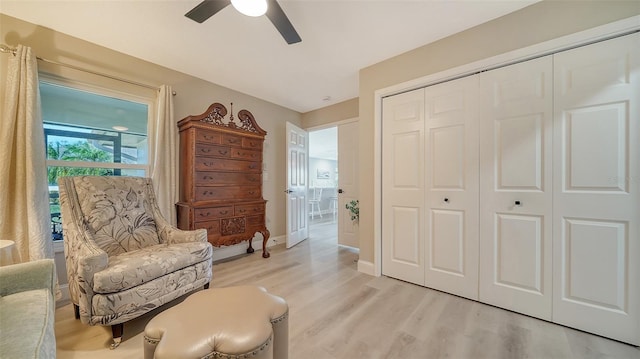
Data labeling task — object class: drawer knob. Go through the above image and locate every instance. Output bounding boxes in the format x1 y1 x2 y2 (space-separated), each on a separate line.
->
444 197 449 203
220 210 228 215
515 200 522 206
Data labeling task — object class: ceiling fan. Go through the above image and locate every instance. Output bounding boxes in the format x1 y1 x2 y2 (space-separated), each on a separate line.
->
185 0 302 45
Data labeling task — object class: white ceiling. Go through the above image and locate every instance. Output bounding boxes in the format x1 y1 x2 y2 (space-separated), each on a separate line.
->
1 0 538 113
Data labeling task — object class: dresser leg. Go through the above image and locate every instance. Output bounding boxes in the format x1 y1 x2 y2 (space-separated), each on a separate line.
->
246 239 255 254
261 229 271 258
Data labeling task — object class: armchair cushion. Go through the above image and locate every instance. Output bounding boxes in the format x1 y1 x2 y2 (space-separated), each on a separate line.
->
93 241 212 293
73 176 161 256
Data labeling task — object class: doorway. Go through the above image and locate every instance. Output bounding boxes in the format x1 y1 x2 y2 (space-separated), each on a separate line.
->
308 127 338 232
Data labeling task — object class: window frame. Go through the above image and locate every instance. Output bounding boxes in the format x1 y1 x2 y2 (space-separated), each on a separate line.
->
39 73 156 242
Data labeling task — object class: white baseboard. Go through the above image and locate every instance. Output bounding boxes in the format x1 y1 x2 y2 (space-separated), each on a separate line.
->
269 235 286 246
357 259 378 277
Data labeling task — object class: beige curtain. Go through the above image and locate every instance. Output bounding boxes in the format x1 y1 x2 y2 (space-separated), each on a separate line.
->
0 45 54 263
150 85 178 225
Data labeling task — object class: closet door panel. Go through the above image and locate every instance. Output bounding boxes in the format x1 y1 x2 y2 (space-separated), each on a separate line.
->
424 75 479 300
382 89 426 286
495 214 544 293
479 55 553 319
553 33 639 345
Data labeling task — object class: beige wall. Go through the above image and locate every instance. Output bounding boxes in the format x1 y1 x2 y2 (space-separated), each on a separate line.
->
301 97 358 129
357 1 640 264
0 13 301 252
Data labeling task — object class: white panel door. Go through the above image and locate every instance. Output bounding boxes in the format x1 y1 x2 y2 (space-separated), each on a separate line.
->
552 33 639 345
382 88 426 285
424 75 479 300
479 56 553 320
285 122 309 248
338 120 359 248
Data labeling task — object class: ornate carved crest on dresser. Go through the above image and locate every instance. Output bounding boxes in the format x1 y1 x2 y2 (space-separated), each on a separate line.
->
177 102 271 258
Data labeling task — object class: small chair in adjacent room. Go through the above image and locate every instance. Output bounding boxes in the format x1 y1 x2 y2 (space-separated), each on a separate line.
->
309 187 323 219
58 176 213 349
329 196 339 223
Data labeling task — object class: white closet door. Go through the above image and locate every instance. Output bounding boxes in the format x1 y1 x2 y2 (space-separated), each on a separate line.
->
479 56 553 320
553 33 640 345
382 88 426 285
424 75 479 300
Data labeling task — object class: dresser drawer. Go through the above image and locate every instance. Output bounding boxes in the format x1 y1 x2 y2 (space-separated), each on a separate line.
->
194 172 261 186
246 215 265 227
195 130 221 144
242 138 262 150
221 134 242 147
230 148 262 161
194 206 234 222
195 157 261 172
195 143 230 158
194 220 220 234
235 203 265 216
195 186 262 201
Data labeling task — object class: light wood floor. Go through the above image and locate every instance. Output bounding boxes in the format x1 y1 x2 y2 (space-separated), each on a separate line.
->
55 221 640 358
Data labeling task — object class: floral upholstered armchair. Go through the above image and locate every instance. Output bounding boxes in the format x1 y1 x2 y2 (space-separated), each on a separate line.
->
58 176 213 349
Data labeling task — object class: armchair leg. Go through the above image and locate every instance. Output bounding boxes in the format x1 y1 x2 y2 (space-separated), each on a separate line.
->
73 304 80 320
204 282 210 290
110 323 124 350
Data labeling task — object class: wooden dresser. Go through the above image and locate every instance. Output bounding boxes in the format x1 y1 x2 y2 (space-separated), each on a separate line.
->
176 102 270 258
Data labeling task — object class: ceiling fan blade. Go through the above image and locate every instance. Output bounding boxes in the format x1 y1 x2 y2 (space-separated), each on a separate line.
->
185 0 230 23
266 0 302 45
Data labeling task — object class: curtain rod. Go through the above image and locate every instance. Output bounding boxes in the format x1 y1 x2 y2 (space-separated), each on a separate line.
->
1 43 173 94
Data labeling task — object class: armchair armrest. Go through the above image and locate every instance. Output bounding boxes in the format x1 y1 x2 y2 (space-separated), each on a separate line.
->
152 205 208 244
0 259 55 297
159 225 208 245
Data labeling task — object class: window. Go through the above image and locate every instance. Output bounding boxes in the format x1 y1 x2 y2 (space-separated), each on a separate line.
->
41 80 151 240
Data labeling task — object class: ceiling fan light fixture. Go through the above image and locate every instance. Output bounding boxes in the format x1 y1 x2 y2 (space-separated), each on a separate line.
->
231 0 267 17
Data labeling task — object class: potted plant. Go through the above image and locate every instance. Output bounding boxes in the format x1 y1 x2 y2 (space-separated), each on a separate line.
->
345 200 359 223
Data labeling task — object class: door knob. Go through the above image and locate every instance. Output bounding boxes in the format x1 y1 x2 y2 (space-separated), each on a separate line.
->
284 189 293 194
338 189 344 194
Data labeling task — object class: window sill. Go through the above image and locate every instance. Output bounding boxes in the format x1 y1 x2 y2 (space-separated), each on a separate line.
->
53 240 64 254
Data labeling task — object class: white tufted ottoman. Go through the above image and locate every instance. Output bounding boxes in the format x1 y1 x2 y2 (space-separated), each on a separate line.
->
144 286 288 359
